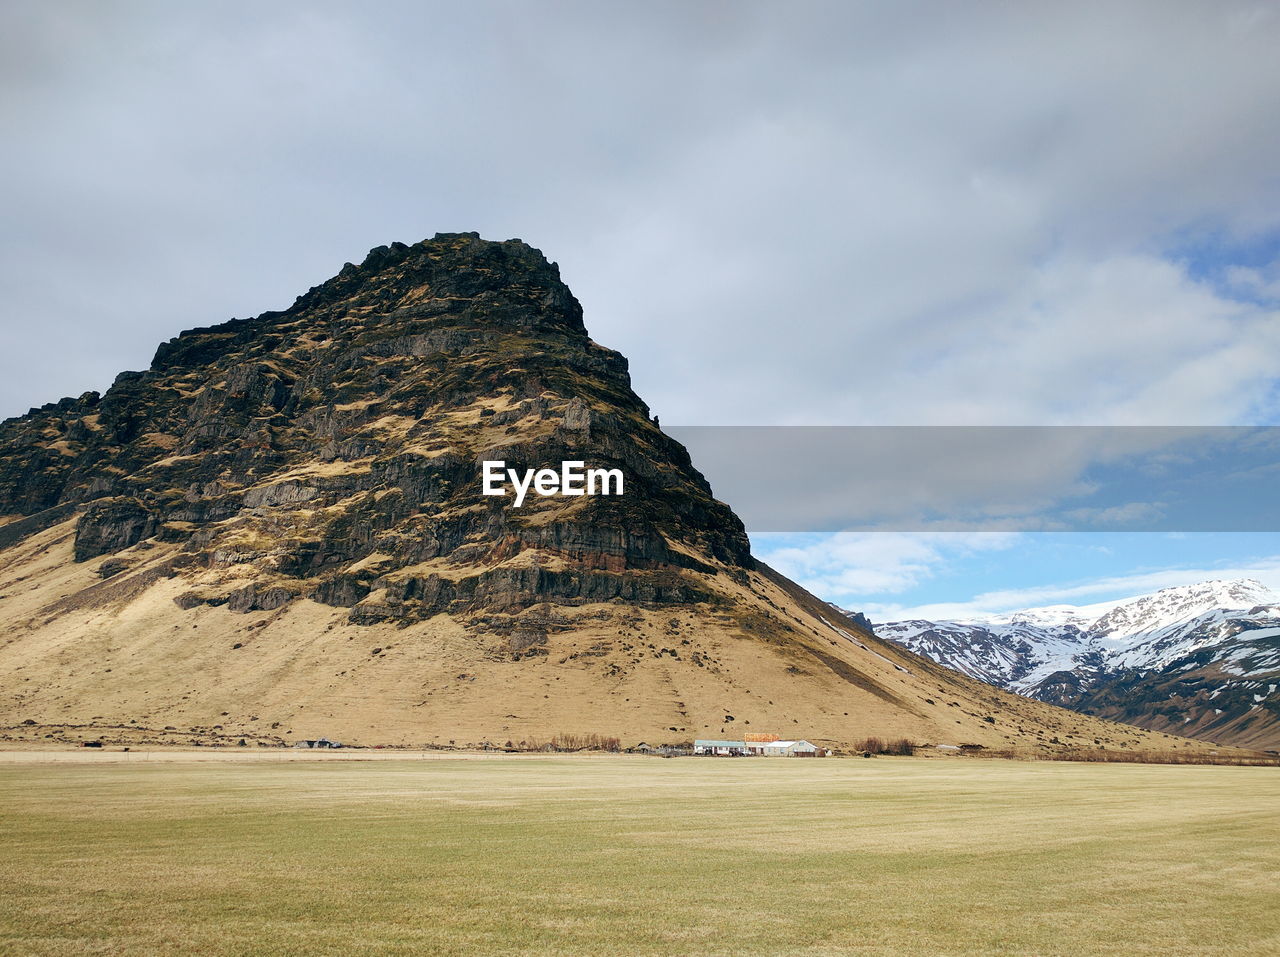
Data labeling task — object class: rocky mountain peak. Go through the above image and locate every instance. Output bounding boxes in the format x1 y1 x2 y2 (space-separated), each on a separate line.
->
150 233 585 376
0 233 750 629
291 232 581 332
1090 578 1278 640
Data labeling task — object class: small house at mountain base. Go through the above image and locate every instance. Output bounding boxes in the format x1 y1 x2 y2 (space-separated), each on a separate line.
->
693 740 750 756
761 740 822 757
694 738 827 756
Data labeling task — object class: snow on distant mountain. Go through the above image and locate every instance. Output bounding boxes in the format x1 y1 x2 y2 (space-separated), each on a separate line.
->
866 579 1280 750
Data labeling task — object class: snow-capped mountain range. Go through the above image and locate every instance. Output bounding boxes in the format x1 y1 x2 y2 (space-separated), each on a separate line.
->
864 579 1280 750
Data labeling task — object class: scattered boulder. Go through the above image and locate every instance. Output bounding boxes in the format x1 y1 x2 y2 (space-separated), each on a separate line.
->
97 558 131 578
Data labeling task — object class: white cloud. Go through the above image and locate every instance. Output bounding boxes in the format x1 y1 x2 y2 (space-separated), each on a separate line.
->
753 531 1022 600
864 559 1280 623
1058 502 1167 528
3 2 1280 430
755 528 1280 624
1224 263 1280 303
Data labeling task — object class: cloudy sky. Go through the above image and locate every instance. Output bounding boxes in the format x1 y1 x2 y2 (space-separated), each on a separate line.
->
4 1 1280 612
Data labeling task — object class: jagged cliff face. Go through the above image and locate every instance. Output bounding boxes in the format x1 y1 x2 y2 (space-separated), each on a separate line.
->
0 235 1236 753
1 233 748 627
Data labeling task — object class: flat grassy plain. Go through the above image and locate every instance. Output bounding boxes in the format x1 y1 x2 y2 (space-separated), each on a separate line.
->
1 755 1277 956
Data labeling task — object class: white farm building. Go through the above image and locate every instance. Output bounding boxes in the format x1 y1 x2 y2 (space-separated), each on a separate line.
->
692 740 750 756
694 738 824 757
761 740 820 757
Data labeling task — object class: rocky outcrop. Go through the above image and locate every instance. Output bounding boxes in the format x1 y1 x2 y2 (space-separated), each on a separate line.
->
0 233 750 626
73 498 158 562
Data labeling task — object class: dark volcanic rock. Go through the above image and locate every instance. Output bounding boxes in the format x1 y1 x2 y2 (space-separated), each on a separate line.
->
74 497 158 562
97 558 132 579
0 233 751 624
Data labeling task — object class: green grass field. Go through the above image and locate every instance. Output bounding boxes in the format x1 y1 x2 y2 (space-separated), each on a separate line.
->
1 754 1278 955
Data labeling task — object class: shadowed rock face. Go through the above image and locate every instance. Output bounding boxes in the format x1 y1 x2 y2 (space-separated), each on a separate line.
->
0 232 750 623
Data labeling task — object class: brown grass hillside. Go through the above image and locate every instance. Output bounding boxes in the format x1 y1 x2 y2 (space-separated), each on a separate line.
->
0 512 1236 756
